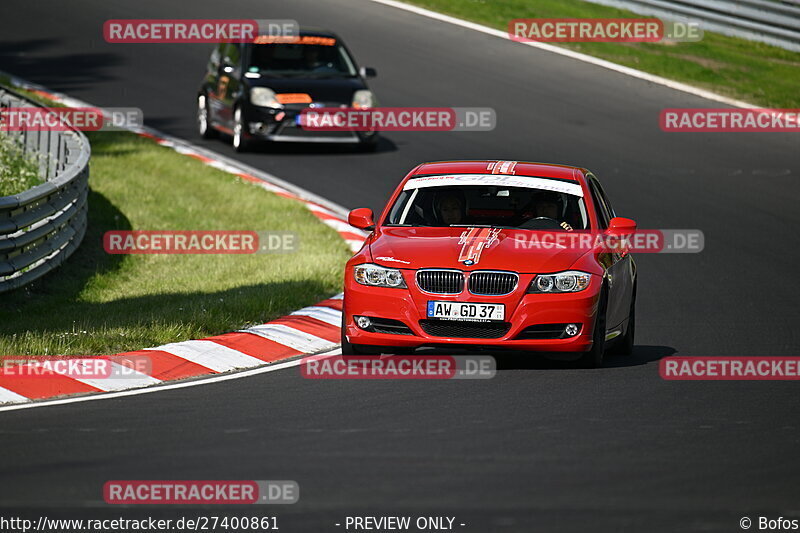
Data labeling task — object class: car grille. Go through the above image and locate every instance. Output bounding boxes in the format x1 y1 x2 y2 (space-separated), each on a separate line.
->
419 320 511 339
370 318 414 336
468 271 518 295
515 324 580 340
416 270 464 294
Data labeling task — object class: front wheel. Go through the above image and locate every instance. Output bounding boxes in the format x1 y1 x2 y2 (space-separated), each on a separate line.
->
356 132 379 152
197 94 216 139
341 316 368 355
232 106 252 152
577 287 608 368
610 286 635 356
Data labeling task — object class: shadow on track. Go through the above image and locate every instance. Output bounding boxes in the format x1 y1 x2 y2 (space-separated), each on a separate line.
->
0 38 124 92
492 344 676 371
198 134 399 156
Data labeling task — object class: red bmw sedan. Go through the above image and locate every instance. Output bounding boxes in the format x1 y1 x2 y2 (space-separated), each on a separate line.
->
342 160 637 367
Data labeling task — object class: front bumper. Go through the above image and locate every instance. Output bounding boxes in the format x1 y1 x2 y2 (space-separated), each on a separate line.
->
242 103 375 143
343 272 602 352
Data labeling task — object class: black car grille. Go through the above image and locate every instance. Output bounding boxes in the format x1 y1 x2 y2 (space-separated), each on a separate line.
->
416 270 464 294
370 318 414 336
419 320 511 339
468 271 518 295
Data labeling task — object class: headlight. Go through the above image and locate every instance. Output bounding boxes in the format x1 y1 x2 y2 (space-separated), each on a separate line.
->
527 271 591 293
352 90 376 109
250 87 282 109
354 263 406 288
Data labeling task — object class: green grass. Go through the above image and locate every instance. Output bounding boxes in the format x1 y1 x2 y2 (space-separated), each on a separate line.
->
0 129 351 357
0 133 43 196
404 0 800 107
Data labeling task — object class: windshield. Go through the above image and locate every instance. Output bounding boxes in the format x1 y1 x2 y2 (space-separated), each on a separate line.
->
386 179 589 230
248 39 357 78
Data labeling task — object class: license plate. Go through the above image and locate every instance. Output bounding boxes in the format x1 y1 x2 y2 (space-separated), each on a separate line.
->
427 301 504 321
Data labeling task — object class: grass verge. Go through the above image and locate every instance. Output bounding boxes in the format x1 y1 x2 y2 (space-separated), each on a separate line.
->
402 0 800 107
0 95 351 356
0 133 42 197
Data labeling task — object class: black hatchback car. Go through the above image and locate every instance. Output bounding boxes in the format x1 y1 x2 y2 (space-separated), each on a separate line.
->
197 29 379 152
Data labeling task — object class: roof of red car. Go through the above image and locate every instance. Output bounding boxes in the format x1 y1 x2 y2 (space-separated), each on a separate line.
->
412 160 585 181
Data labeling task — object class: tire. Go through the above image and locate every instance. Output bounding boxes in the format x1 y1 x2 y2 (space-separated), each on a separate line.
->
356 132 379 152
357 138 379 152
578 286 608 368
340 316 410 355
340 315 368 355
197 94 217 139
610 285 636 356
232 106 251 152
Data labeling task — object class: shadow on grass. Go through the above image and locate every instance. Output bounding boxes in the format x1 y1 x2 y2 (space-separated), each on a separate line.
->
0 186 338 354
0 279 334 349
0 187 131 307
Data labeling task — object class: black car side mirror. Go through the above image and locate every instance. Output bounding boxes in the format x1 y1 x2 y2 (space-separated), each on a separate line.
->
359 66 377 79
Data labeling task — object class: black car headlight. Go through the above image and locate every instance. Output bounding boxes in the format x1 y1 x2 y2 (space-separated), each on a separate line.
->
354 263 406 288
527 271 591 293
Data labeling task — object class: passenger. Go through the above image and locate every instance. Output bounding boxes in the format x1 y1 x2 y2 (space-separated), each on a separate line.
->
434 190 467 226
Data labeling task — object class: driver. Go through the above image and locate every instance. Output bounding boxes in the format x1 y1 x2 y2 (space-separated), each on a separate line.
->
434 189 467 226
523 193 573 231
304 46 336 73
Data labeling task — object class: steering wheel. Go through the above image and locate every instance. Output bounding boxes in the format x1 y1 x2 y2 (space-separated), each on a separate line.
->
518 217 562 230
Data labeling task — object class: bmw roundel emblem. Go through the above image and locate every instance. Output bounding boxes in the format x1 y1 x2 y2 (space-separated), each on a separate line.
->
463 259 474 266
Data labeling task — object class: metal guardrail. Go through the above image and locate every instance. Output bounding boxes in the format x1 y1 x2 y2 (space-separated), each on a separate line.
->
0 87 90 293
582 0 800 52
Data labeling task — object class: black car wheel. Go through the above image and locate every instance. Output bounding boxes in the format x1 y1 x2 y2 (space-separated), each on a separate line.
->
340 315 368 355
232 106 251 152
197 94 216 139
578 286 608 368
356 132 379 152
610 285 636 356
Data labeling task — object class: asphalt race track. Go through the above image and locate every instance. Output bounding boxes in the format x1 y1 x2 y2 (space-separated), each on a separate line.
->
1 0 799 531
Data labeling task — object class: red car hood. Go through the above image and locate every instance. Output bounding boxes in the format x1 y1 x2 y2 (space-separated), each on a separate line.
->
368 227 588 273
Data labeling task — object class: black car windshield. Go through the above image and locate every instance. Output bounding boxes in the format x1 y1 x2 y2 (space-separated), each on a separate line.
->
248 38 357 78
385 177 589 230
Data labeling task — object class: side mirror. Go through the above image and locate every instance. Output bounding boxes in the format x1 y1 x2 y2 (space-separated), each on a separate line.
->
359 66 377 79
349 208 375 230
607 217 637 236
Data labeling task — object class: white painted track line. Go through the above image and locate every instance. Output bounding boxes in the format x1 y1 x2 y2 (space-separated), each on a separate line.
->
364 0 757 109
0 349 336 414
